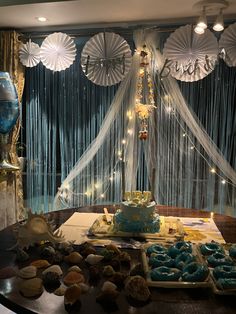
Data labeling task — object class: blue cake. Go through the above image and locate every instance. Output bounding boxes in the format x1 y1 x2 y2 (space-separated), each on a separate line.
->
114 192 160 233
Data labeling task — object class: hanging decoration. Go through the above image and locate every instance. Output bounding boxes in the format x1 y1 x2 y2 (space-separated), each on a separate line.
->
219 22 236 67
81 32 132 86
135 45 156 140
162 24 218 82
19 39 41 68
40 32 76 72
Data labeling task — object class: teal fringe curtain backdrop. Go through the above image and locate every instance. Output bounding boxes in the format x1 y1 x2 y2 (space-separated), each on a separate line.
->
22 31 236 215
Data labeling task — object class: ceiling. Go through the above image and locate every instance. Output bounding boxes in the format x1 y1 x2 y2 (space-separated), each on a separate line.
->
0 0 235 32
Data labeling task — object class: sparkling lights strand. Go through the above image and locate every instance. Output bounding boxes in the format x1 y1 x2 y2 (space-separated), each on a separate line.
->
162 94 236 189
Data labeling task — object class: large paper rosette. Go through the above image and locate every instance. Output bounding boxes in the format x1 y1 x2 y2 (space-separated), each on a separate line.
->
40 32 76 72
19 39 41 68
81 32 132 86
219 23 236 67
163 25 218 82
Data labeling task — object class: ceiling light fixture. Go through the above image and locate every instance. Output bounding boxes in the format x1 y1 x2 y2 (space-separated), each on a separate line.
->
194 25 205 34
197 7 208 29
213 9 224 31
193 0 229 35
37 16 47 22
194 7 207 34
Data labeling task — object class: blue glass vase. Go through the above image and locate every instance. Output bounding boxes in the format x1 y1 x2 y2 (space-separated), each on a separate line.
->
0 72 20 171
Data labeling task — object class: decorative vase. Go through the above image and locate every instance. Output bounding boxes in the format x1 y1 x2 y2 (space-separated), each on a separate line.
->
0 72 20 171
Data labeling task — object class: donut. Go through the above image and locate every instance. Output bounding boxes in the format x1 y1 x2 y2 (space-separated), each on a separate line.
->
207 252 234 267
216 278 236 290
168 241 192 258
200 242 224 256
174 252 195 270
229 245 236 258
213 265 236 280
150 266 182 281
182 262 209 282
149 254 174 268
146 244 167 256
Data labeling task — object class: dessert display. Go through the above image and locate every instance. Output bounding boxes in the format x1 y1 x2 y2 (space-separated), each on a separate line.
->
114 191 160 233
89 192 184 240
142 241 210 287
0 240 150 312
198 242 236 294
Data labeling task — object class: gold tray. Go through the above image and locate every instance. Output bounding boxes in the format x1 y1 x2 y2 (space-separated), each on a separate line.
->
141 242 212 288
88 215 184 241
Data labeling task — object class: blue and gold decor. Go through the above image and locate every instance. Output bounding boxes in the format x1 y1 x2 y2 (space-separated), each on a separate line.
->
0 71 20 171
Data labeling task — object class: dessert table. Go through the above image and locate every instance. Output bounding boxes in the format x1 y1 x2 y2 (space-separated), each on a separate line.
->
0 205 236 314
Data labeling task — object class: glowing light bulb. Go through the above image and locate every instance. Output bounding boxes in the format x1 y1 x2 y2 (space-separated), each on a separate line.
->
221 180 226 184
183 133 186 137
100 193 105 198
139 69 144 75
190 146 194 150
166 106 172 113
37 16 48 22
94 183 99 189
210 168 216 173
127 129 133 135
122 139 126 144
109 176 113 181
127 110 133 119
194 25 205 35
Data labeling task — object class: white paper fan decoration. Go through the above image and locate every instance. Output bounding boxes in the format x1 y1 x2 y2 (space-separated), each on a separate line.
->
219 23 236 67
81 32 132 86
40 32 76 72
19 39 41 67
163 25 218 82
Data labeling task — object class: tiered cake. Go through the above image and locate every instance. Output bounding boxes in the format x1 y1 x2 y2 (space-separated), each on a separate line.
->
114 191 160 233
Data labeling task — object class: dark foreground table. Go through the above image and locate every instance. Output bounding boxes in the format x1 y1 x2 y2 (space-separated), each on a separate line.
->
0 205 236 314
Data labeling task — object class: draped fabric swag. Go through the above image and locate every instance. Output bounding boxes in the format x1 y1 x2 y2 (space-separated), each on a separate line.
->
23 31 236 216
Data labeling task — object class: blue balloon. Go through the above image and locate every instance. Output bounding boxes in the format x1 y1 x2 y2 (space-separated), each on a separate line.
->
0 72 19 134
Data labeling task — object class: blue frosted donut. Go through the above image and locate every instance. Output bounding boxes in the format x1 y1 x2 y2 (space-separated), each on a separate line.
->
149 254 174 268
150 266 182 281
168 241 192 258
174 252 195 270
216 278 236 290
200 242 224 256
213 265 236 280
207 252 234 267
182 262 209 282
146 244 167 256
229 245 236 258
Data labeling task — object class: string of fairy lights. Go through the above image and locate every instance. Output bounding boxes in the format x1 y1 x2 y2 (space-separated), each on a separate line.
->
58 48 235 207
160 93 236 189
58 134 130 206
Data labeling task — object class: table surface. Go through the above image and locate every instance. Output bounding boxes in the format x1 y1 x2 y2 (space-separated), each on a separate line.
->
0 205 236 314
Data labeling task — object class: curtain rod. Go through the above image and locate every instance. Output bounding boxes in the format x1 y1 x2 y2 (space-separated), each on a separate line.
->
19 27 177 40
